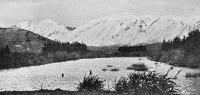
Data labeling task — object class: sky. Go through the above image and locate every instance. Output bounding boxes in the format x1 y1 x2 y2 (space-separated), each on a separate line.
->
0 0 200 26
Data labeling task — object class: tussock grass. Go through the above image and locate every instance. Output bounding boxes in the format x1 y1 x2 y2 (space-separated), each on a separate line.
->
107 65 113 67
102 65 119 72
114 70 180 95
110 67 119 72
77 74 104 91
102 68 107 71
127 63 148 71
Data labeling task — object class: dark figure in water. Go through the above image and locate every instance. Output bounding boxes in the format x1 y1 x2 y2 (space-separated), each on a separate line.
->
89 70 92 75
62 73 64 77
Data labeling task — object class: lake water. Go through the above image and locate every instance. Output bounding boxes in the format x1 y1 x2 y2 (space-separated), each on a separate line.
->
0 57 199 94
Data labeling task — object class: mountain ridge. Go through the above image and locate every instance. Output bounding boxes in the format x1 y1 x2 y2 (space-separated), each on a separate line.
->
1 14 200 46
65 14 200 46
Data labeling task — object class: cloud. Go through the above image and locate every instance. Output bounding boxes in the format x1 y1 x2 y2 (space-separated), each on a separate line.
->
0 0 200 26
0 1 39 24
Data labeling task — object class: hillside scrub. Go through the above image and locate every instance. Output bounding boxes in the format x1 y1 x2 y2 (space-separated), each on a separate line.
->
154 29 200 68
0 28 91 70
1 28 200 69
117 45 148 57
42 41 88 53
117 29 200 68
0 40 89 70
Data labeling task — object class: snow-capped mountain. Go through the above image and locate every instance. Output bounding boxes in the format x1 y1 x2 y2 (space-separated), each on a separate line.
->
60 14 200 46
16 20 70 41
2 14 200 46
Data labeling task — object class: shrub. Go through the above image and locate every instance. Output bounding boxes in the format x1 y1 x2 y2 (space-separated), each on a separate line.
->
114 71 180 95
107 65 113 67
77 74 104 91
102 65 119 72
110 67 119 72
185 72 200 78
127 63 148 71
102 68 108 71
114 77 129 92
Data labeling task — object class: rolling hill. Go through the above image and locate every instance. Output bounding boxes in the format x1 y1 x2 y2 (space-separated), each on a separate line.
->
0 27 49 53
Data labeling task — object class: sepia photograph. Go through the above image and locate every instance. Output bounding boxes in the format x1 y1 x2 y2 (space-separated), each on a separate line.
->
0 0 200 95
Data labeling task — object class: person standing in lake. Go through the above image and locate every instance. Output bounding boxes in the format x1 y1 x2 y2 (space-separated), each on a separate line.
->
89 70 92 75
62 73 64 77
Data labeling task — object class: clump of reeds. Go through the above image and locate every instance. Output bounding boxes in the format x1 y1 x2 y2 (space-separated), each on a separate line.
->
114 68 180 95
77 73 104 91
127 63 148 71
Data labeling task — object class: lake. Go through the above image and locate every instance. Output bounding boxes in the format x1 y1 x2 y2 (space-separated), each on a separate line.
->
0 57 199 94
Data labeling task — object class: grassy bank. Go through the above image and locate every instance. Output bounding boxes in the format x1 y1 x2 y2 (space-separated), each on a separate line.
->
0 90 121 95
0 90 167 95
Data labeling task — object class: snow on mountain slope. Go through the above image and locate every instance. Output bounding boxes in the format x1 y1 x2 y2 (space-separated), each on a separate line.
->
60 14 200 46
16 20 70 41
4 14 200 46
0 23 12 28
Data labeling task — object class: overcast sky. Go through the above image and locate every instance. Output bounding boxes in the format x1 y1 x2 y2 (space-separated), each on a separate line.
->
0 0 200 26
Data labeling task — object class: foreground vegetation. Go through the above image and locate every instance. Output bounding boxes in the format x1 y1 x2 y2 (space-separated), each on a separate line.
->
114 72 179 95
77 75 104 91
76 69 180 95
0 90 120 95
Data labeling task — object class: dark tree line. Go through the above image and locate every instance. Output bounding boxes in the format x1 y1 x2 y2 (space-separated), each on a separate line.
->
0 45 11 69
0 45 10 55
0 45 37 69
161 29 200 53
0 41 89 69
42 41 88 53
159 29 200 68
118 45 147 53
161 37 181 51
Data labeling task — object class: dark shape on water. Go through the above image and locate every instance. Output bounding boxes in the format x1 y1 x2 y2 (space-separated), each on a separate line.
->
89 70 92 75
62 73 64 77
170 66 173 70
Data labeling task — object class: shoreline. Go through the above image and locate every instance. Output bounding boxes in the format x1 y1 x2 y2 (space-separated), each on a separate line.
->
0 89 120 95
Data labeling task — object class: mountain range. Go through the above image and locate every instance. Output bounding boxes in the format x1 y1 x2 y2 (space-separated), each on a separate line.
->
2 14 200 46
